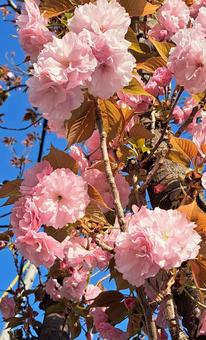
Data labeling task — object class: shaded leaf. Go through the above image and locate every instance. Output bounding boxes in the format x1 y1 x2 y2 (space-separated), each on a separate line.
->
68 314 81 340
169 134 198 162
65 99 96 146
88 184 110 210
44 145 78 174
136 56 166 72
119 0 159 17
106 301 128 324
0 179 22 199
98 99 125 141
190 257 206 289
91 291 124 307
149 38 174 62
122 77 153 97
46 224 74 242
129 123 154 139
84 202 110 226
109 258 131 290
125 28 144 54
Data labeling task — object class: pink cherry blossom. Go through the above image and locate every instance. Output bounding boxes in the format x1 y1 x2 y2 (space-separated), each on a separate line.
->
20 160 53 195
16 0 52 61
34 168 90 228
114 221 160 287
45 278 62 301
16 230 63 268
0 297 15 320
63 236 110 270
84 130 102 162
88 33 135 99
124 297 136 310
149 23 169 41
152 67 173 87
61 268 88 302
11 196 40 236
149 0 190 41
190 0 206 18
83 169 130 211
173 106 185 124
192 115 206 157
85 284 101 303
194 7 206 34
168 27 206 94
129 207 201 270
35 32 97 87
69 145 89 173
68 0 130 39
117 90 151 113
201 172 206 189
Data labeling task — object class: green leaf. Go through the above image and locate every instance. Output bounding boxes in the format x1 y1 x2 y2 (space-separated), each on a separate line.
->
65 99 96 146
44 145 78 173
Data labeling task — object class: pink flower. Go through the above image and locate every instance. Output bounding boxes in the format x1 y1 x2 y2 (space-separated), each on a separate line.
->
190 0 206 18
88 33 135 99
149 23 169 41
84 130 102 162
16 0 53 61
27 75 84 119
11 196 40 236
45 278 62 301
173 106 185 124
168 27 206 94
84 169 130 211
197 310 206 336
20 160 53 195
115 207 201 287
69 145 89 173
144 80 163 97
34 168 90 228
61 268 88 302
152 67 173 87
68 0 130 39
35 32 97 87
124 297 136 310
193 116 206 157
154 183 167 194
0 297 15 320
16 230 63 268
115 221 160 287
194 7 206 33
149 0 190 41
85 284 101 303
92 307 128 340
63 236 110 270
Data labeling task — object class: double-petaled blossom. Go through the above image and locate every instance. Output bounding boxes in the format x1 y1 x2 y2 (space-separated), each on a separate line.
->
168 27 206 94
16 230 63 268
34 168 90 228
16 0 52 61
61 268 88 302
115 206 201 287
149 0 190 41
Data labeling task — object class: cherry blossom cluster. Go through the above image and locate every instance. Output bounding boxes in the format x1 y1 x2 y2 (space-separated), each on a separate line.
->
17 0 135 136
148 0 206 94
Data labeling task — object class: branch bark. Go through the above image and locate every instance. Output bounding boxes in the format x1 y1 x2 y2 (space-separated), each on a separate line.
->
96 107 126 231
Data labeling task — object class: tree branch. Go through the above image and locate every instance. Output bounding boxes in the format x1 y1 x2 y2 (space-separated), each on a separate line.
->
175 106 199 137
37 119 47 163
96 107 126 232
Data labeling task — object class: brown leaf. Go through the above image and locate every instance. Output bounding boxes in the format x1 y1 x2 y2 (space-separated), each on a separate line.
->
44 145 78 173
106 302 128 324
0 179 22 206
136 56 166 72
84 202 109 226
169 134 198 162
39 0 93 18
122 77 153 96
129 123 154 139
190 257 206 289
91 291 124 307
88 184 111 210
149 38 174 62
119 0 159 17
178 195 206 233
125 28 144 54
98 99 125 142
166 150 190 168
65 99 96 146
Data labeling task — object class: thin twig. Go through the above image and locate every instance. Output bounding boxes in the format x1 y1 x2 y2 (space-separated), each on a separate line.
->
139 157 164 194
137 287 158 340
1 84 27 94
0 117 42 131
0 212 11 219
175 106 199 137
7 0 20 13
96 107 126 232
